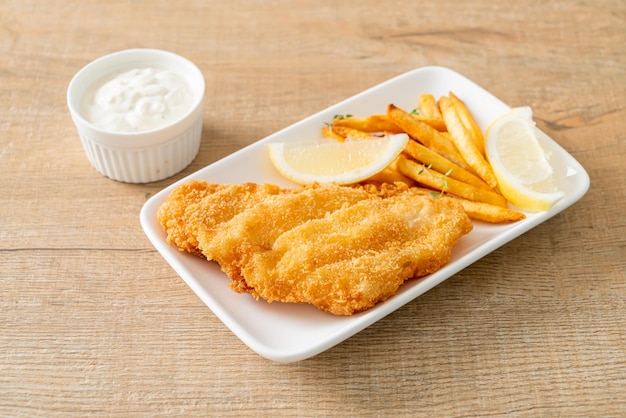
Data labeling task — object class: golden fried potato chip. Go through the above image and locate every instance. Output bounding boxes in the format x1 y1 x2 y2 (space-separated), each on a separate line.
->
403 139 493 191
413 115 447 132
330 125 378 140
396 155 507 207
454 198 526 223
361 164 417 187
321 126 346 142
387 104 468 169
449 92 485 156
439 96 497 189
332 114 403 134
418 94 443 119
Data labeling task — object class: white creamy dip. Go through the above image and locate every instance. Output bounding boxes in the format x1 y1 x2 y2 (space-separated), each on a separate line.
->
81 67 194 132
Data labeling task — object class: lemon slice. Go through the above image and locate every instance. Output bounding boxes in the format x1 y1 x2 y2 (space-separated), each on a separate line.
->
267 133 409 185
485 107 564 212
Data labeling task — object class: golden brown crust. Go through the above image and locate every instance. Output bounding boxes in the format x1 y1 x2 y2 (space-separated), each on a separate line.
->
157 181 472 315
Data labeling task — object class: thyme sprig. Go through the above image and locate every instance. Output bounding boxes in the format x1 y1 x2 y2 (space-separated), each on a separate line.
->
324 113 353 127
418 164 453 198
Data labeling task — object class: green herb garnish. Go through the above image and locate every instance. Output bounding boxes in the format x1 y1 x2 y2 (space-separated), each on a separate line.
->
420 164 453 198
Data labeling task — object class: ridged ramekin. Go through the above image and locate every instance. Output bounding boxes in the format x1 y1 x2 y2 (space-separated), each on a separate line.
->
67 49 205 183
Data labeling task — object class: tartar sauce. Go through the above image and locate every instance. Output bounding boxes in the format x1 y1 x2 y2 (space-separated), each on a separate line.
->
81 67 193 132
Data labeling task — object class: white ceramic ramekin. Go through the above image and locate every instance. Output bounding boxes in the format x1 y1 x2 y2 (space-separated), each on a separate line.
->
67 49 205 183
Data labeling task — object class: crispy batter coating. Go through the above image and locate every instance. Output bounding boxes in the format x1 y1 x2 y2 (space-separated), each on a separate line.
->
157 180 472 315
157 180 284 256
198 183 376 293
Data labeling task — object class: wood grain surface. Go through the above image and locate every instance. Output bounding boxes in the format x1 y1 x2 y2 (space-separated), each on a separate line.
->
1 0 624 416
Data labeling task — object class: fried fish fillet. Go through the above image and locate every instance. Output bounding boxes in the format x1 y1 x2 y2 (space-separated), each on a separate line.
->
197 183 377 293
241 188 473 314
157 180 285 256
157 180 472 315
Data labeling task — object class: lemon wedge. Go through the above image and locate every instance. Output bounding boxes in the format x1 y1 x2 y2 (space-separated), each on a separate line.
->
267 133 409 185
485 107 564 212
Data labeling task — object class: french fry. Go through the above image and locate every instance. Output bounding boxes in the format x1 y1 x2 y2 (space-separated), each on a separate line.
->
318 93 524 223
396 155 507 207
453 198 526 223
416 94 446 130
361 165 417 187
365 183 524 224
438 96 498 189
387 104 469 170
413 115 447 132
403 139 494 191
332 114 403 133
418 94 443 119
439 131 453 141
449 92 485 156
321 126 346 142
329 125 378 140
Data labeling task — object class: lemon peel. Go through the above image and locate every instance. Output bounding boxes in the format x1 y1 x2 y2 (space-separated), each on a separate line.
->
267 133 409 185
485 107 564 212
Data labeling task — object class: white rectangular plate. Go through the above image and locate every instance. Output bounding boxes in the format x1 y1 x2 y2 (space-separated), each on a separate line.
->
140 66 589 362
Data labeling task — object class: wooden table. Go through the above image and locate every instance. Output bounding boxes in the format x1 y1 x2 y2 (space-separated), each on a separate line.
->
2 0 624 416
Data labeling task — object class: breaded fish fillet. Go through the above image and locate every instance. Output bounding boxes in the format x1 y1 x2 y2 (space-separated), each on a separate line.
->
157 180 284 256
241 188 473 315
158 181 472 315
198 183 377 293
